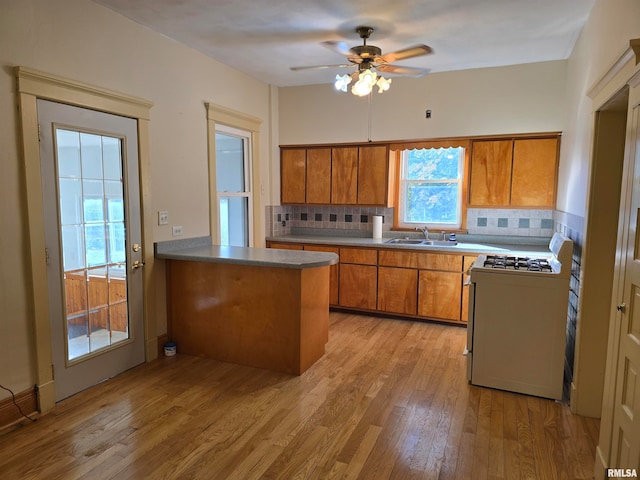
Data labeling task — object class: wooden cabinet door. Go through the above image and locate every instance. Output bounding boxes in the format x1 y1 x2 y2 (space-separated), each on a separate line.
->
281 149 306 204
418 270 462 321
511 138 558 207
331 147 358 204
469 140 513 206
339 264 377 310
357 145 388 205
377 267 417 315
304 244 339 305
306 148 332 204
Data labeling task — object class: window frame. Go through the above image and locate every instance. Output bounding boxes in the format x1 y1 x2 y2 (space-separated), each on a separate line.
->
392 140 470 232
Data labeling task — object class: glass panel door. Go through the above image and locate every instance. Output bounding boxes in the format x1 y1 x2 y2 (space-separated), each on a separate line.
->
56 129 130 361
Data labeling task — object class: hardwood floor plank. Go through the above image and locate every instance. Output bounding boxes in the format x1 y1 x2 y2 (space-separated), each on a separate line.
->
0 312 599 480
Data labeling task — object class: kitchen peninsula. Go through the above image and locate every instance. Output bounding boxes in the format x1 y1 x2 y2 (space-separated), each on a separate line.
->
155 237 338 375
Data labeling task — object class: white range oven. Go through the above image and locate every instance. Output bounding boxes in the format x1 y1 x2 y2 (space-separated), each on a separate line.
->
465 233 573 400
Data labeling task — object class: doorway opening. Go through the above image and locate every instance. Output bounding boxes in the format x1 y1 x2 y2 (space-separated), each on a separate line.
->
572 85 629 416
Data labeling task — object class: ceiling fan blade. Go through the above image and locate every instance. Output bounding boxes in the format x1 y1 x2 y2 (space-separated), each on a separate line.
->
290 64 354 71
321 40 352 56
379 45 433 63
375 64 430 77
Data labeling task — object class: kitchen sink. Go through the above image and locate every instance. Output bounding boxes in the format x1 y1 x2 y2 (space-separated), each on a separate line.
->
385 238 426 245
384 238 457 246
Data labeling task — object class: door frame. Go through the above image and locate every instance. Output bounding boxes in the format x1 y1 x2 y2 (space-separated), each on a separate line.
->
15 67 155 413
586 43 640 476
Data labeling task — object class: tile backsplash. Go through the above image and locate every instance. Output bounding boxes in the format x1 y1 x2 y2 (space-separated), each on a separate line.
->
466 208 554 237
267 205 554 238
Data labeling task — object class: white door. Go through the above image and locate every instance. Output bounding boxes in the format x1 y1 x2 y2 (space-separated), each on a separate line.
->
611 95 640 469
38 99 145 401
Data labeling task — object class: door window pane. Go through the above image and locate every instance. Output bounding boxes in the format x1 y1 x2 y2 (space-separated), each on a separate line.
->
80 133 103 179
56 130 81 178
55 128 131 361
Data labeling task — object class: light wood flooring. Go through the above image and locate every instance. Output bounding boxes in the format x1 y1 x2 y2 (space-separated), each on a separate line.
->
0 312 599 479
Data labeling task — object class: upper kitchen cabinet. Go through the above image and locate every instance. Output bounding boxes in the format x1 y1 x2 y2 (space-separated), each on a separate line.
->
280 143 393 207
306 148 332 204
468 140 513 206
511 138 558 207
468 135 559 208
331 147 358 204
281 148 306 204
356 145 391 206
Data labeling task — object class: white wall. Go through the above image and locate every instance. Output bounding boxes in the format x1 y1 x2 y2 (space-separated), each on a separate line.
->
558 0 640 217
279 61 567 145
0 0 273 400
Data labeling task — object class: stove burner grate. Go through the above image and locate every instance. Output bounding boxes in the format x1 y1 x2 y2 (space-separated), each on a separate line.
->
483 255 552 272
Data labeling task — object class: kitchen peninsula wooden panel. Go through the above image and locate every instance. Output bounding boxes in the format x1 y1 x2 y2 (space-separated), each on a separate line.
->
166 260 329 375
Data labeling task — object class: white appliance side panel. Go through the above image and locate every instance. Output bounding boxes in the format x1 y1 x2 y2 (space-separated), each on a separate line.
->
470 273 569 399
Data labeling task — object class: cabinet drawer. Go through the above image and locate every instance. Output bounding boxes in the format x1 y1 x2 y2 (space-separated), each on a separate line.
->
267 242 303 250
463 255 479 272
378 249 418 268
417 253 463 271
339 247 377 265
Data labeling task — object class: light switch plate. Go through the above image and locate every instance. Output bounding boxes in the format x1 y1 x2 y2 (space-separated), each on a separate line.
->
158 211 169 225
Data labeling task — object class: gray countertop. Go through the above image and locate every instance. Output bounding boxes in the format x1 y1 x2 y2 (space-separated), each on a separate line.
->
266 233 552 257
155 238 339 269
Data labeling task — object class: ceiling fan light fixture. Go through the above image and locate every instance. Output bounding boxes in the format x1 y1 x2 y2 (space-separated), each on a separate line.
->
334 73 352 92
376 76 392 93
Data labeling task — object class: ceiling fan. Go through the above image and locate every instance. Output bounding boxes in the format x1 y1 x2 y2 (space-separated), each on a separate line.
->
291 26 433 96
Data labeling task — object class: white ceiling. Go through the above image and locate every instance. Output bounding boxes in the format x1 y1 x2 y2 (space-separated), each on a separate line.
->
92 0 596 87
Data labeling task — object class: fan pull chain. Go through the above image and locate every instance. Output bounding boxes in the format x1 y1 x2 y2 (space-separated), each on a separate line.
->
367 92 372 142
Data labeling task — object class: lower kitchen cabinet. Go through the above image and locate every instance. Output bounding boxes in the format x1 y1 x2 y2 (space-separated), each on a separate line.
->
461 255 478 322
267 242 303 250
339 263 377 310
267 240 473 325
418 270 462 321
304 244 339 306
377 266 418 315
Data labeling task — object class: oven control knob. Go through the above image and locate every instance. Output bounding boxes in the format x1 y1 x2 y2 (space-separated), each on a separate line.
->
617 303 626 312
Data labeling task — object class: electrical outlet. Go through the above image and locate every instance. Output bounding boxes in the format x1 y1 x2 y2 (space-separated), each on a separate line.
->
172 226 183 237
158 211 169 225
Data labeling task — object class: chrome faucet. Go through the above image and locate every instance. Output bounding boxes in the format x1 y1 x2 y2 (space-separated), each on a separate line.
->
416 226 429 239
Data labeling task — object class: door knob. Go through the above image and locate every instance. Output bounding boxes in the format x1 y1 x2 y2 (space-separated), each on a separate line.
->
617 303 626 312
132 260 145 270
